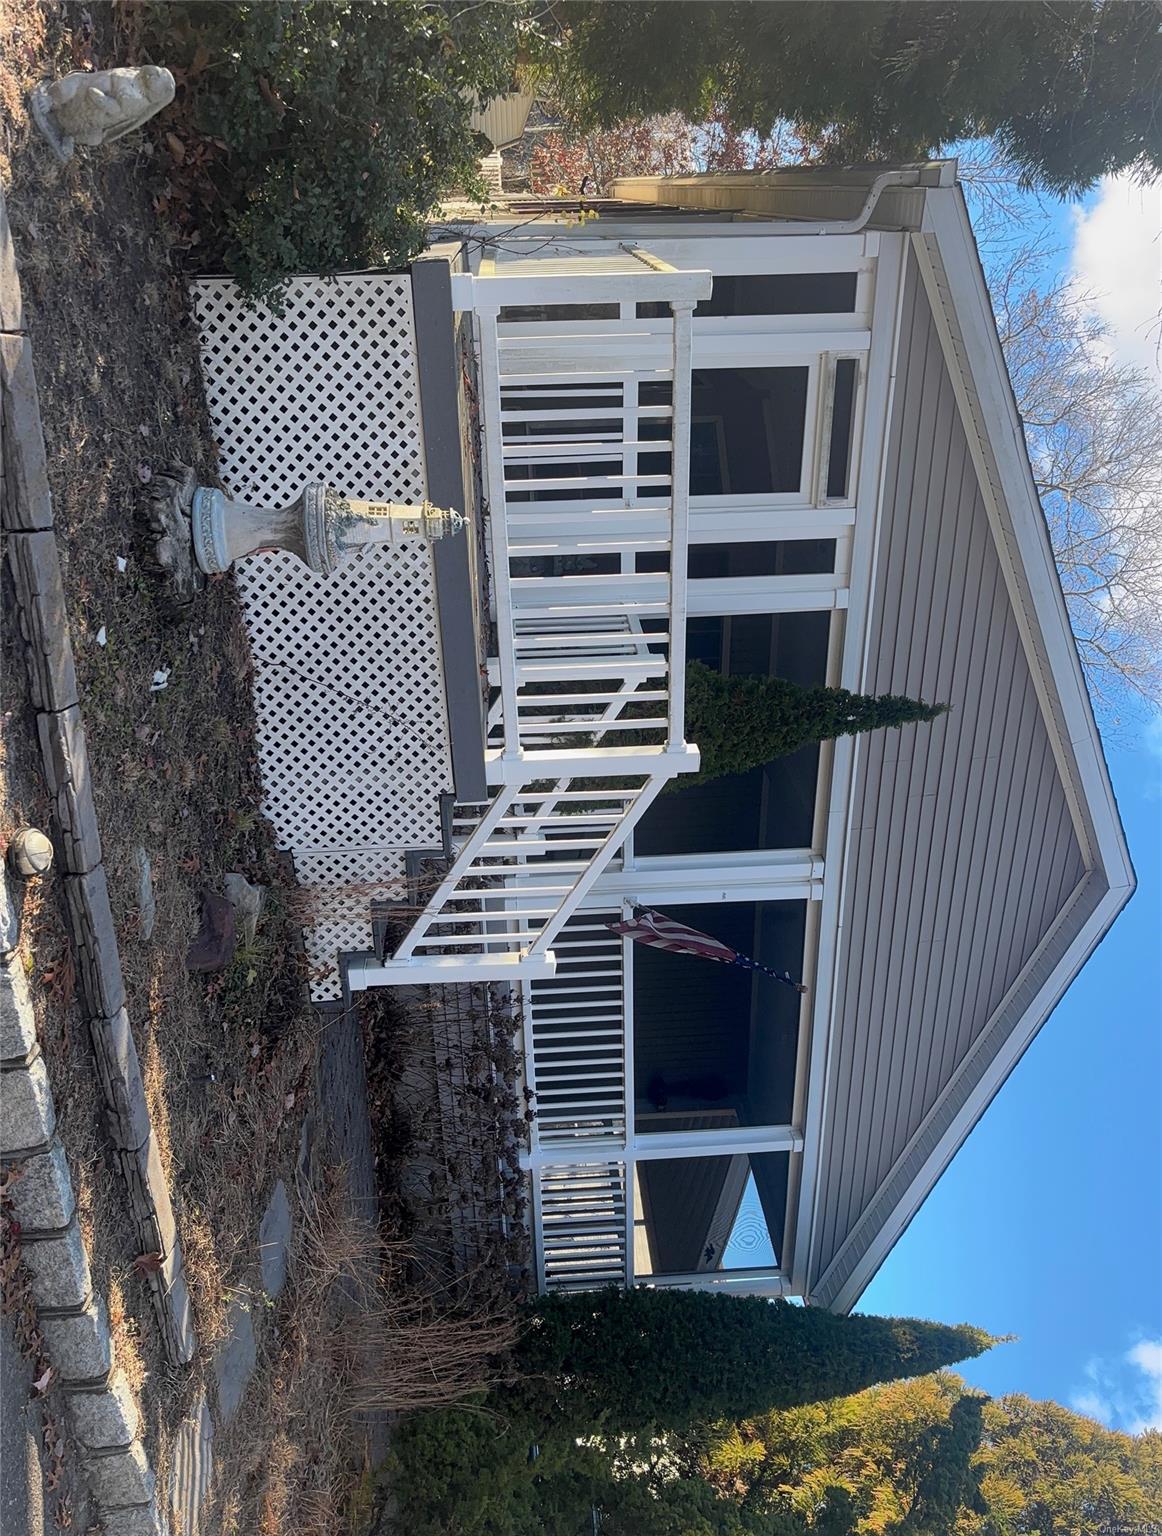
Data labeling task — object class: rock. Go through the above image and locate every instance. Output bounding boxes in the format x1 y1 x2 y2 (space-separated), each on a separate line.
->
95 1496 168 1535
3 1139 75 1232
185 889 236 972
258 1180 291 1299
19 1221 91 1312
169 1392 213 1536
132 847 155 942
79 1441 155 1510
8 828 53 877
0 1053 56 1155
63 867 126 1019
40 1294 113 1384
213 1297 256 1424
0 351 45 518
30 67 175 163
35 707 101 871
0 864 18 956
66 1370 139 1451
161 1265 198 1368
90 1008 151 1153
141 462 205 611
223 872 265 949
0 950 36 1062
8 530 79 712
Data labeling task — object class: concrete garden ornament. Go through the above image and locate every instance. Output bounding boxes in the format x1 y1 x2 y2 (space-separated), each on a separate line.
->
143 463 463 593
30 66 175 163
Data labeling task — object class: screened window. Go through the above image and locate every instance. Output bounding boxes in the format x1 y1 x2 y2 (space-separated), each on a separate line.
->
634 1152 790 1276
638 270 858 320
633 900 805 1133
636 610 830 856
636 540 836 578
826 357 859 499
640 368 809 497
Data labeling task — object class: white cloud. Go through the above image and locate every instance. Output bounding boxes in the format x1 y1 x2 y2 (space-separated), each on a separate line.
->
1071 174 1162 381
1125 1340 1162 1434
1069 1337 1162 1434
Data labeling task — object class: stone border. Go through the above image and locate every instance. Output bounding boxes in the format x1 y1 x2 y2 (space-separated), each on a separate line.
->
1 182 190 1533
3 873 168 1535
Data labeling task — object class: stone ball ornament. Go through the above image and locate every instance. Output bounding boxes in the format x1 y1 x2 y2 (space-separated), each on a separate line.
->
30 65 176 163
8 828 54 878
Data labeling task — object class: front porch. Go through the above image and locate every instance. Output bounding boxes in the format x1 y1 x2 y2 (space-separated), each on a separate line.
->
194 221 890 1297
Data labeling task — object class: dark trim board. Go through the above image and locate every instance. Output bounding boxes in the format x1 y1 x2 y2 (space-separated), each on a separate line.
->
411 245 488 804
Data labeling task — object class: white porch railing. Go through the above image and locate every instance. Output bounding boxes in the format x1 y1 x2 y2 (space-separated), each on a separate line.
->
366 246 711 984
525 914 628 1143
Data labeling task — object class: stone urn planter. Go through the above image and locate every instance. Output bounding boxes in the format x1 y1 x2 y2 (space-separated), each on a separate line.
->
142 463 464 596
191 482 464 577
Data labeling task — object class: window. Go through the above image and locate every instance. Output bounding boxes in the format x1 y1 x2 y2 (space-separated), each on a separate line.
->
636 610 831 856
638 270 858 321
825 358 859 499
640 368 810 497
634 1152 790 1276
636 540 837 578
499 302 619 322
633 900 806 1130
510 552 619 578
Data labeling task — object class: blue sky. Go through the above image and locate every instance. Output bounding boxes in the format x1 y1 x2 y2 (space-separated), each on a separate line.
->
862 168 1162 1435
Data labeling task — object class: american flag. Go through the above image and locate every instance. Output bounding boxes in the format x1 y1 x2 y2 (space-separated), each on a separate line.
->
606 907 808 994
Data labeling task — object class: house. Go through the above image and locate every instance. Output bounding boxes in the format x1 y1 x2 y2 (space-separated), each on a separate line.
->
193 161 1134 1309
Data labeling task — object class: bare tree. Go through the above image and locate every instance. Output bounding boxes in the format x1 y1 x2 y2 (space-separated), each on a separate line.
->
987 239 1162 721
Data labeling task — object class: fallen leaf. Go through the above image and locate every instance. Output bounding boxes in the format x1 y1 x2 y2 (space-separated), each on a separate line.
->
31 1365 55 1396
131 1251 164 1277
284 1092 295 1110
165 132 186 164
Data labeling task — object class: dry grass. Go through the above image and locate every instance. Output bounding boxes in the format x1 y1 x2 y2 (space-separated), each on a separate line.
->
206 1172 519 1536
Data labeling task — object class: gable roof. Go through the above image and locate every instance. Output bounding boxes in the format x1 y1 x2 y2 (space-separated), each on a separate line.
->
792 186 1134 1309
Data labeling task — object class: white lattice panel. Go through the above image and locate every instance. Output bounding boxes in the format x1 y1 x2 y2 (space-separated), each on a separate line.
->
292 849 408 1000
193 275 426 504
236 544 451 851
194 275 451 999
